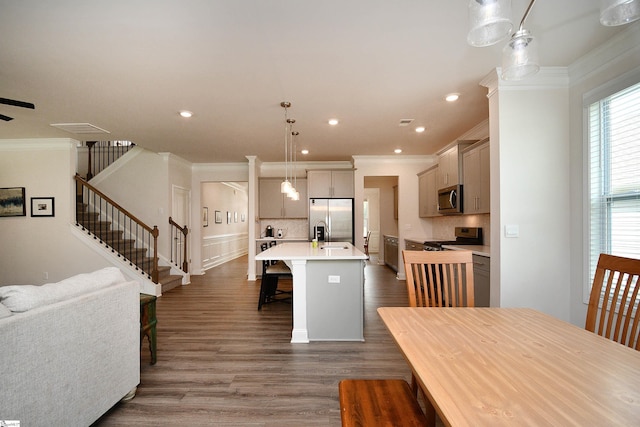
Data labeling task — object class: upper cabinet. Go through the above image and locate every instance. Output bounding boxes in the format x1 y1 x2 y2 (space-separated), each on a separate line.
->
418 165 439 218
307 170 354 198
259 178 308 218
436 141 475 189
462 139 490 214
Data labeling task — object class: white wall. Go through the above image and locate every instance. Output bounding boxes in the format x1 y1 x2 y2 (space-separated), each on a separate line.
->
485 70 572 320
0 139 119 284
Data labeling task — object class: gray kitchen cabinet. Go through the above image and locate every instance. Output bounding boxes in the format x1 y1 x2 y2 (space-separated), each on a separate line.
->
418 165 439 217
436 140 475 189
259 178 307 218
463 139 490 214
307 170 354 198
473 254 490 307
383 235 398 272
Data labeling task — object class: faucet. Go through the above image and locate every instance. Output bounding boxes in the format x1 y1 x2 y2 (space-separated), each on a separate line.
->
314 220 329 241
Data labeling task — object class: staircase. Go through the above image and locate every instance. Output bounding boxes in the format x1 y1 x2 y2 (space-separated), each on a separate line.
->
75 175 184 294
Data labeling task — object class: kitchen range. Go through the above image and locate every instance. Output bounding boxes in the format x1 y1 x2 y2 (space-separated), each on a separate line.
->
422 226 483 251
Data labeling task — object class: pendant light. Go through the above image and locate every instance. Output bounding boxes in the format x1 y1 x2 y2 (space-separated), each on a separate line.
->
600 0 640 26
467 0 513 47
289 131 300 201
501 0 539 81
280 102 293 195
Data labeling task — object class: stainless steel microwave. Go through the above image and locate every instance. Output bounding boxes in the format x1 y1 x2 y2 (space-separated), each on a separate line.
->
438 185 462 214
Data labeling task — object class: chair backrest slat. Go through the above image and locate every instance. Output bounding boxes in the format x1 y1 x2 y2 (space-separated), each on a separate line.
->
586 253 640 350
402 250 475 308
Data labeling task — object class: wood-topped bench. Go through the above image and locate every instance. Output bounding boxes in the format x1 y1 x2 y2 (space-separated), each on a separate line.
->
339 379 429 427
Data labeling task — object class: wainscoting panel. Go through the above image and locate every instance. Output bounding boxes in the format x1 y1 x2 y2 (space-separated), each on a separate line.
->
202 233 248 270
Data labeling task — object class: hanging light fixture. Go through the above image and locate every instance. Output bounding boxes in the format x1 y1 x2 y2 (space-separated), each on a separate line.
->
600 0 640 26
280 102 294 195
501 0 539 81
289 131 300 201
467 0 513 47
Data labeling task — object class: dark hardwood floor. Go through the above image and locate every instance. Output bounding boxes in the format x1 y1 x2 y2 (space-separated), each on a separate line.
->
94 255 414 426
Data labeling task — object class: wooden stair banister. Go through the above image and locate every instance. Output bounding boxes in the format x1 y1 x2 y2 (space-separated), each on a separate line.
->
74 174 159 283
169 217 189 273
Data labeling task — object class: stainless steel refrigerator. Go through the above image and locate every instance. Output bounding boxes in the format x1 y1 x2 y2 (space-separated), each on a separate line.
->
309 198 354 243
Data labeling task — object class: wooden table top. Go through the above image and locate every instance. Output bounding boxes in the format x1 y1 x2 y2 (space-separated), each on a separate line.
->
378 307 640 426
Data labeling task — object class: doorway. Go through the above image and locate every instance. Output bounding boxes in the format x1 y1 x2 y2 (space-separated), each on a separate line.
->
364 176 398 266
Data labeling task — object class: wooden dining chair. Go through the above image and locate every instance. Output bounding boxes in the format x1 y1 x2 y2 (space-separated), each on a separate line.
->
403 249 475 308
585 253 640 350
402 249 475 398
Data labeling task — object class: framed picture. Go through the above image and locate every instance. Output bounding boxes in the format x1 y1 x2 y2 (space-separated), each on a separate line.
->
202 207 208 227
215 210 222 224
0 187 26 217
31 197 55 217
234 211 238 223
227 211 231 224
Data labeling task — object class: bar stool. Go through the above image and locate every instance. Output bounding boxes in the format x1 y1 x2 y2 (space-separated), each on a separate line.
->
258 242 293 310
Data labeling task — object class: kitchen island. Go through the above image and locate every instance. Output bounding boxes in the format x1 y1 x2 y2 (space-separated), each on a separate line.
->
255 242 368 343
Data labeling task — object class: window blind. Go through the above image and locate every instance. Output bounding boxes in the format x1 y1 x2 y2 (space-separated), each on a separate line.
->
588 82 640 282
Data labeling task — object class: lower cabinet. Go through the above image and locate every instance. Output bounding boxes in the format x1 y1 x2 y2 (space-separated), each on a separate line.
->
473 254 490 307
384 235 398 272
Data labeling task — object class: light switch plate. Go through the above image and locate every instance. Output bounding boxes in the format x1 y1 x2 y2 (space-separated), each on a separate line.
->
505 224 519 238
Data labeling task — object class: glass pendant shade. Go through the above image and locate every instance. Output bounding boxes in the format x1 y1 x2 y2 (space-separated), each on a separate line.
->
600 0 640 26
281 179 292 194
501 29 539 80
467 0 513 47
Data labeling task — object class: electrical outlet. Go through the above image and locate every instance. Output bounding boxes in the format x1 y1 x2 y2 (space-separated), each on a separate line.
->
328 275 340 283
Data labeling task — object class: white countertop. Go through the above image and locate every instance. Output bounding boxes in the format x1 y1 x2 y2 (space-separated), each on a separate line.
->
442 244 490 257
255 242 367 261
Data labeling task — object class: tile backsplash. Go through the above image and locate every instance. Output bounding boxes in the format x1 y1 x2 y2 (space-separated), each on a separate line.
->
259 219 309 239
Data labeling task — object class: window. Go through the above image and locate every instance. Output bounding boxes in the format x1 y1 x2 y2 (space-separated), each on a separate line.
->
588 81 640 285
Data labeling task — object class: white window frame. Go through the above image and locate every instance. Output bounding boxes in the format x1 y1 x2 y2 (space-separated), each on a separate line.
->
582 68 640 303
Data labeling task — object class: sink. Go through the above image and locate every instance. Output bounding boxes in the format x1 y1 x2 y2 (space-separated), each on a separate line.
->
320 244 349 250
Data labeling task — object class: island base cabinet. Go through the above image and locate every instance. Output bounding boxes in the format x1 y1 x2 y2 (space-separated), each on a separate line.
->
305 260 364 341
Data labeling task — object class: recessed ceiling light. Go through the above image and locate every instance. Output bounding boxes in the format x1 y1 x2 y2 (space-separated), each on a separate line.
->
394 149 402 154
328 118 339 126
179 110 193 118
301 149 309 155
415 126 426 133
445 93 460 102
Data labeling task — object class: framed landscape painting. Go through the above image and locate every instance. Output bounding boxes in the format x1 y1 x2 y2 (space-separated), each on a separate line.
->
0 187 26 217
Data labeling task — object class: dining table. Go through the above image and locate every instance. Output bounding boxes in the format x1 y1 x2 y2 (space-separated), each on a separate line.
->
377 307 640 427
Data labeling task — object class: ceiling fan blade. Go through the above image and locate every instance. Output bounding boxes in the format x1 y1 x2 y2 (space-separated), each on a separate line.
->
0 113 14 121
0 97 35 109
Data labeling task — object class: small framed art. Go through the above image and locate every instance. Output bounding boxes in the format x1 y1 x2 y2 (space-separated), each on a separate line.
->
215 210 222 224
31 197 55 217
203 207 209 227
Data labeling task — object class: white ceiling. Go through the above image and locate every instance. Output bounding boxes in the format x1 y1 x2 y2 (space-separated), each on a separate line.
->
0 1 630 163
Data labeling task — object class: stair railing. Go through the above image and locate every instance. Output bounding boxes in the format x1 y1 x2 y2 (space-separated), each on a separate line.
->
84 140 135 180
169 217 189 273
74 174 159 283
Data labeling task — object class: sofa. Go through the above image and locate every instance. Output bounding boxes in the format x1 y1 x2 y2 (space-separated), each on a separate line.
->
0 267 140 426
